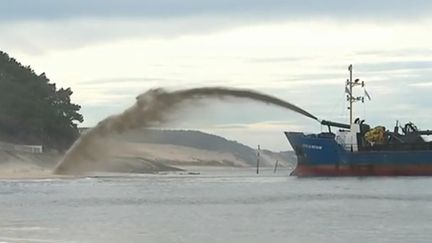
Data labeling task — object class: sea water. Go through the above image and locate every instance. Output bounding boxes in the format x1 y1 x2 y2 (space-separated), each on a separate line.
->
1 167 431 243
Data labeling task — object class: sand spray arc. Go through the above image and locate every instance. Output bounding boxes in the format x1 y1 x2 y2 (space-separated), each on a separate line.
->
53 87 318 174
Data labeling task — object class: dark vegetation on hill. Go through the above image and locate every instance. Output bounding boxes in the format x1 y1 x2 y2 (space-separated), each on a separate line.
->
0 51 83 150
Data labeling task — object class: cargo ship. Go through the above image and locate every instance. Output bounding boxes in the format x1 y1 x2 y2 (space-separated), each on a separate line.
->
285 65 432 176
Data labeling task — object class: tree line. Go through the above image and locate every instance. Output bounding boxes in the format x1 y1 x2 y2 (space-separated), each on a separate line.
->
0 51 83 150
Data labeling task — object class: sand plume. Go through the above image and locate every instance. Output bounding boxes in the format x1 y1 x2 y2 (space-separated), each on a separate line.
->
54 87 317 174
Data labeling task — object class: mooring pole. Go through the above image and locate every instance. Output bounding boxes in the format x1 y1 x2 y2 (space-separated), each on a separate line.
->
273 160 279 173
256 145 260 174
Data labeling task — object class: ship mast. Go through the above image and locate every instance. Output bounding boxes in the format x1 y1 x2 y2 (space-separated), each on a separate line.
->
346 64 367 125
349 64 353 124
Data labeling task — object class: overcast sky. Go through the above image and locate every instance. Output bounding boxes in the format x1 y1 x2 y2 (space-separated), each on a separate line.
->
1 0 432 150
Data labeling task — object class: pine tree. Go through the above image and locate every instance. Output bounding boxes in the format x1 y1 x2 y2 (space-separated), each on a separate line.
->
0 51 83 150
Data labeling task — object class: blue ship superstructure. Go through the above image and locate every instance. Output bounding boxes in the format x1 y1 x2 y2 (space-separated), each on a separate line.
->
285 65 432 176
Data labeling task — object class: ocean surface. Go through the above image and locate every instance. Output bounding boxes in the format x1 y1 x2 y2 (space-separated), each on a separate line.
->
1 167 432 243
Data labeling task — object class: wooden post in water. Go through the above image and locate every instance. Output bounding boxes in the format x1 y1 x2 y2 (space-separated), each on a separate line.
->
273 160 279 173
256 145 260 174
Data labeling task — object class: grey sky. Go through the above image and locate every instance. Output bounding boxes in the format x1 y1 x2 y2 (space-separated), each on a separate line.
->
2 0 432 21
2 0 432 54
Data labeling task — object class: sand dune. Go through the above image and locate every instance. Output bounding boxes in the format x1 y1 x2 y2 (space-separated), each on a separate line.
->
1 128 295 177
111 141 252 167
0 150 59 178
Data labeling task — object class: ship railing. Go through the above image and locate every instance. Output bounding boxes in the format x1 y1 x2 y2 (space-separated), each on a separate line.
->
360 142 432 151
339 141 432 151
341 144 358 152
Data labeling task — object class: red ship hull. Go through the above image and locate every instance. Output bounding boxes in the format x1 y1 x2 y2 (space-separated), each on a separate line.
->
291 164 432 177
